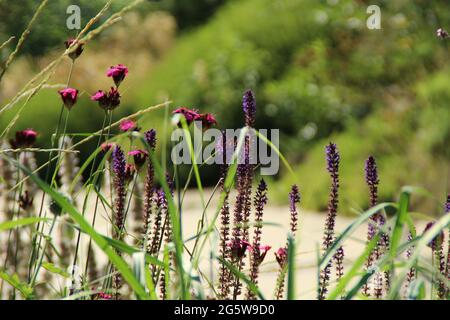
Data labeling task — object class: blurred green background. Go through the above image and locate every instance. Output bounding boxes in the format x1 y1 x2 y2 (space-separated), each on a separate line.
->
0 0 448 214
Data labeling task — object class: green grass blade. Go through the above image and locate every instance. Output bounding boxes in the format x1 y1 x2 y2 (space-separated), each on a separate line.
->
287 235 296 300
218 257 265 300
388 212 450 299
328 234 380 300
0 217 47 232
320 202 396 270
389 188 411 261
0 270 34 299
140 134 189 299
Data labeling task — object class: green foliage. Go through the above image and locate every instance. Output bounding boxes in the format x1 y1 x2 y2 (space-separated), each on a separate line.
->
1 0 449 212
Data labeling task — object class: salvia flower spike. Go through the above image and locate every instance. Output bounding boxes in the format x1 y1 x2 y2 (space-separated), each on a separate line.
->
363 155 380 296
246 179 269 299
242 89 256 127
142 130 157 249
289 185 300 236
423 222 446 299
112 146 126 299
319 142 341 300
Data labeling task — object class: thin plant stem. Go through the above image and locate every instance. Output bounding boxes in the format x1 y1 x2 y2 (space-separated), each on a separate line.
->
30 60 75 279
30 216 58 287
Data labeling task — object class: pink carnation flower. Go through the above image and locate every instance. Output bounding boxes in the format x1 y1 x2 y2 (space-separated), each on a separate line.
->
172 107 201 126
119 119 139 132
107 64 128 86
12 129 38 148
275 247 288 267
200 113 217 129
58 88 78 110
128 149 148 168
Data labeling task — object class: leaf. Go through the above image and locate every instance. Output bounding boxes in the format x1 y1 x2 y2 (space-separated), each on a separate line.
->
42 262 70 278
0 217 47 232
287 235 296 300
0 270 34 299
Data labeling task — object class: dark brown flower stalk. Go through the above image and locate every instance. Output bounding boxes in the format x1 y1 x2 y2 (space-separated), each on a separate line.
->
111 146 126 299
149 189 165 257
230 90 257 300
218 132 232 299
246 179 269 300
228 238 250 299
160 202 173 300
334 246 345 281
319 142 340 300
274 247 288 300
288 185 300 238
403 232 416 298
423 222 446 299
230 146 249 299
381 227 391 296
362 156 380 297
142 130 157 248
445 194 450 298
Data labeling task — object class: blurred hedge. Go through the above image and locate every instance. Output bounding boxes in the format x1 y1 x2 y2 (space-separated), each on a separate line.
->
1 0 449 213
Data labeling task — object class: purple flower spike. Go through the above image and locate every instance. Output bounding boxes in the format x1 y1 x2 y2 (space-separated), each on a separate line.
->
242 89 256 127
111 145 126 298
145 129 157 150
319 142 341 300
325 142 340 176
112 146 126 178
365 156 379 188
289 185 300 235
